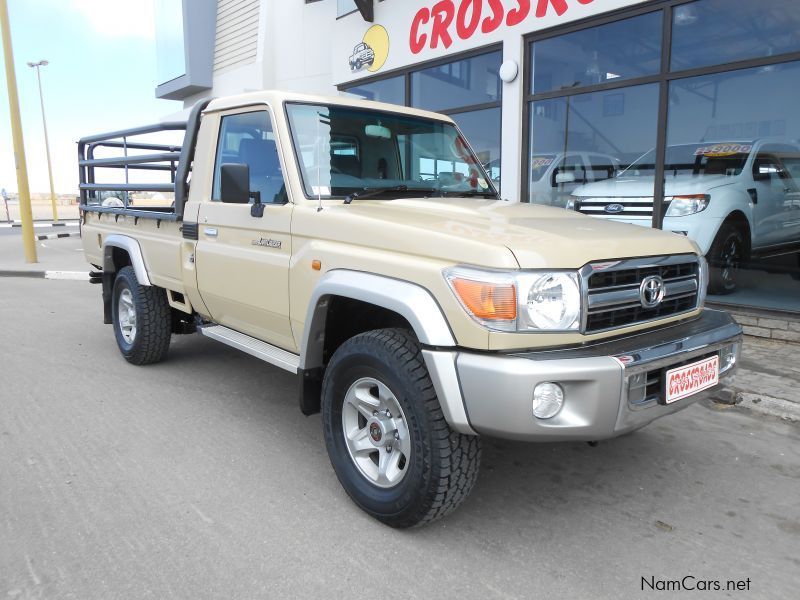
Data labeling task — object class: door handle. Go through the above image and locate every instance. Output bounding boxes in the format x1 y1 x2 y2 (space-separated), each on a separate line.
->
204 227 218 237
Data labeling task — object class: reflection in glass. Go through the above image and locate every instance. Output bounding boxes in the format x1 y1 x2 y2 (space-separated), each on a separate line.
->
343 76 405 106
411 51 502 112
154 0 186 84
528 84 658 208
671 0 800 72
451 108 502 191
531 12 662 94
662 61 800 305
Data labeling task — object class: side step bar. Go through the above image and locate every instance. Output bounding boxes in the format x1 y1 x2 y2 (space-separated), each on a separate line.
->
198 325 300 373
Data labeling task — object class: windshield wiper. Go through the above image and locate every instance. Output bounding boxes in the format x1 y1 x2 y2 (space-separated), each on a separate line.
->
439 189 499 199
343 185 409 204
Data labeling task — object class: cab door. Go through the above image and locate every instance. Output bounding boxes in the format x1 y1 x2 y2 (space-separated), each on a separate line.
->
751 150 799 249
195 107 296 352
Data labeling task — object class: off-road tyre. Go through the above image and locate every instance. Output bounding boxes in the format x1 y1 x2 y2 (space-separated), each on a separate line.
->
112 266 171 365
322 328 481 528
707 222 746 295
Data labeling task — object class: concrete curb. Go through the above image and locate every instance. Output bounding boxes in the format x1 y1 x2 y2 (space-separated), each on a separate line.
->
0 220 79 229
36 231 80 241
737 392 800 423
717 386 800 423
0 270 89 281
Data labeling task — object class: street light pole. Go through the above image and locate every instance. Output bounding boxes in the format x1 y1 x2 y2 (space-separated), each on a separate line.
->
0 0 37 262
28 59 58 222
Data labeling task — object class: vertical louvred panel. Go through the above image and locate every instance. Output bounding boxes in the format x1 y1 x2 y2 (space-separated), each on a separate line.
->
214 0 260 74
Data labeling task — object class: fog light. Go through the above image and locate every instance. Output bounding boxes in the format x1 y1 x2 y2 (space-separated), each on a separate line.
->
720 343 738 372
532 382 564 419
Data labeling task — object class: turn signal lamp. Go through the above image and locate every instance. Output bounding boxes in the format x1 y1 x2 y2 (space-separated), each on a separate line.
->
450 277 517 323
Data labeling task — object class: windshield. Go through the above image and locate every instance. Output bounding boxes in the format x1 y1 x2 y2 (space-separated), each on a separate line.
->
286 103 498 200
622 142 754 178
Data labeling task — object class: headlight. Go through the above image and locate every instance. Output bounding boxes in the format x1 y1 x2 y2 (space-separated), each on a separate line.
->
665 194 710 217
565 196 579 211
444 266 582 332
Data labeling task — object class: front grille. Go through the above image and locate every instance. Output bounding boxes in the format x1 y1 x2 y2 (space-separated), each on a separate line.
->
583 255 700 333
578 197 653 218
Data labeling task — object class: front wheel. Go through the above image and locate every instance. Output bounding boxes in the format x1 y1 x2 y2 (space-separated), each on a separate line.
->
322 328 481 528
112 266 172 365
707 223 746 295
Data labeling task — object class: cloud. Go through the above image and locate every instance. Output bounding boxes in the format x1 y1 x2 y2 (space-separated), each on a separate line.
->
69 0 155 39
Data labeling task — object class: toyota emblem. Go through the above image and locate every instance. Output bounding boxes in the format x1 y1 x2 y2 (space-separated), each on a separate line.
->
604 203 625 214
639 275 666 308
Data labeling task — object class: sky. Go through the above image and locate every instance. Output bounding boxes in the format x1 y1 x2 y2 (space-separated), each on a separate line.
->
0 0 181 195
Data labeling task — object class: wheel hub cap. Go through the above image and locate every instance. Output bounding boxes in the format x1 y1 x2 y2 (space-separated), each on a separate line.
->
342 377 411 488
117 288 137 344
368 420 385 445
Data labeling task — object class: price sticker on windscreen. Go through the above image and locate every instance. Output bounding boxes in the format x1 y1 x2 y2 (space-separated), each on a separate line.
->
665 355 720 404
531 157 554 168
693 143 752 158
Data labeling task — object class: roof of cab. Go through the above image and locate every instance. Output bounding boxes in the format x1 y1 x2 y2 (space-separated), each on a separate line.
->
203 90 455 124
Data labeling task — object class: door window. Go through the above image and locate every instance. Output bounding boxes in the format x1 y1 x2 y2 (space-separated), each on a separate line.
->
212 110 288 204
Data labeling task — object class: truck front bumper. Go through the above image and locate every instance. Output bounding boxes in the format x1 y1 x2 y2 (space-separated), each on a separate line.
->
423 309 742 441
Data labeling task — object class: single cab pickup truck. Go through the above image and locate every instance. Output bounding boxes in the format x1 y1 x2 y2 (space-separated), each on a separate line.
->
78 91 742 528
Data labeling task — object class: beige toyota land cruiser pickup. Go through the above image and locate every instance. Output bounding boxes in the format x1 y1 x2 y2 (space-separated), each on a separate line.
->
78 91 742 528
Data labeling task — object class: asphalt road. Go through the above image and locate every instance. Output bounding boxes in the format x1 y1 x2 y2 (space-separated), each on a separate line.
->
1 278 798 599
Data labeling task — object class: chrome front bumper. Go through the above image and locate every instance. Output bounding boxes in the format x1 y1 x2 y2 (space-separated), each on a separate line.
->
423 309 742 442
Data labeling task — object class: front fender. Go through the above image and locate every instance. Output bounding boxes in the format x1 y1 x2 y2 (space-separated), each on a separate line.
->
298 269 456 371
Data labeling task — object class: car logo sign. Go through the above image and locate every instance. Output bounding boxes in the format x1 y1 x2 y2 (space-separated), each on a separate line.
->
604 203 625 214
639 275 666 309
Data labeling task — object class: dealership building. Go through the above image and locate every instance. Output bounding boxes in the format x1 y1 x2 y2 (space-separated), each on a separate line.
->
154 0 800 331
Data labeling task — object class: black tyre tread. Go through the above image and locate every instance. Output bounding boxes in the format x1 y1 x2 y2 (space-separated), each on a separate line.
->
114 266 171 365
326 328 481 527
707 223 745 295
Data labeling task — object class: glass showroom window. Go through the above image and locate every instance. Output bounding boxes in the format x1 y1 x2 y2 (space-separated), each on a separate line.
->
343 76 404 105
531 11 662 94
528 85 658 208
663 61 800 309
670 0 800 71
410 51 502 112
526 11 662 208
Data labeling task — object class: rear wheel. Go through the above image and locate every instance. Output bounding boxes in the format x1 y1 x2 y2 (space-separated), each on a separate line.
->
707 223 746 295
322 328 481 528
112 266 171 365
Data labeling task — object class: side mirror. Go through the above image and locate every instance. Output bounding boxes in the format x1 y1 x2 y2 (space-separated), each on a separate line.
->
220 163 251 204
555 171 576 185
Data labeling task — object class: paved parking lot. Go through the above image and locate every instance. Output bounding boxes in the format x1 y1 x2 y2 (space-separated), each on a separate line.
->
1 278 798 599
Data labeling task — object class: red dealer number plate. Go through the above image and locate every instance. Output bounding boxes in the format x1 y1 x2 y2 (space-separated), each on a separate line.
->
663 355 720 404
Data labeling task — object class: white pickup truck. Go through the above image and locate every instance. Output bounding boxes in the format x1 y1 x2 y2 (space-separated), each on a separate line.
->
570 141 800 293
